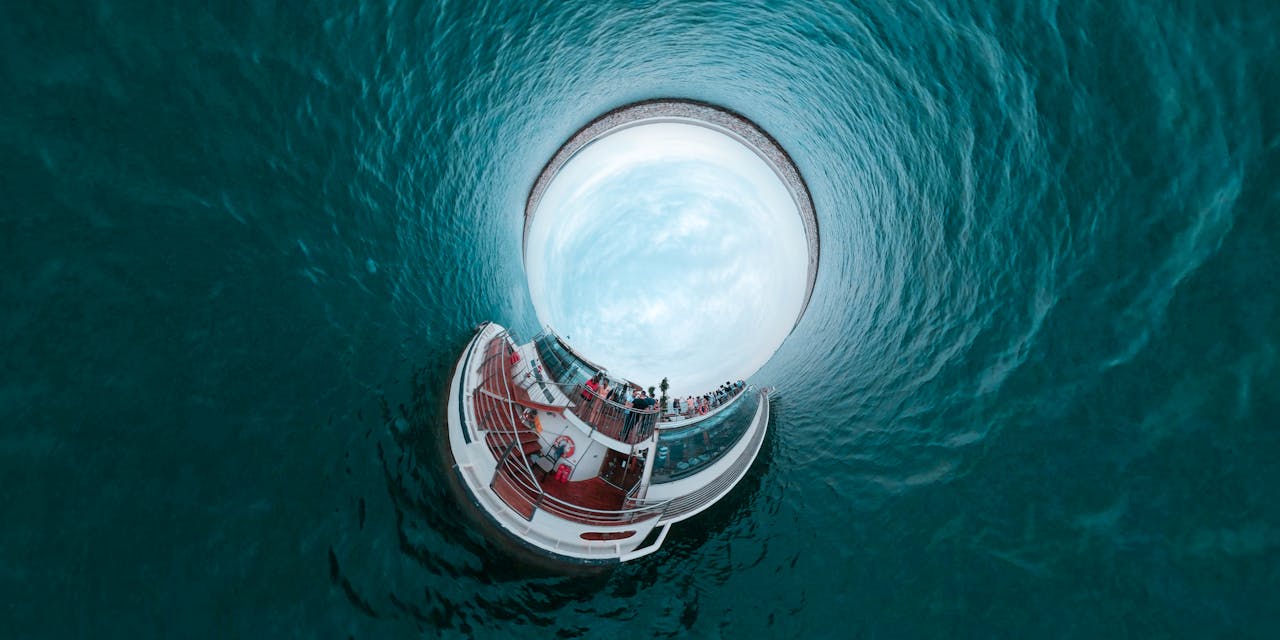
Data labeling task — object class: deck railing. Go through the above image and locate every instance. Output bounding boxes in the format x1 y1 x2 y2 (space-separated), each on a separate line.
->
635 389 771 520
474 331 670 525
471 330 770 529
661 384 749 424
527 330 663 444
473 333 544 515
517 377 660 445
570 385 660 445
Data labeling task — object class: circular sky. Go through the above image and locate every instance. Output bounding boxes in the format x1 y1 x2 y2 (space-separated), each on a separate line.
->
525 122 809 397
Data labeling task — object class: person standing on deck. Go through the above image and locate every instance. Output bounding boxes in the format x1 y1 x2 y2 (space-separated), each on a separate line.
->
591 378 611 425
582 373 600 406
638 391 657 438
581 373 602 422
625 390 656 440
621 389 640 440
614 386 632 437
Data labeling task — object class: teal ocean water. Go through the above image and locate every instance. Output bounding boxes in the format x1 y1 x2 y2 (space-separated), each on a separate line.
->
3 1 1279 636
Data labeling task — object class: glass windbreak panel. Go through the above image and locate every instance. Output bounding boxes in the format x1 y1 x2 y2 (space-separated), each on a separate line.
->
533 332 591 386
652 392 758 483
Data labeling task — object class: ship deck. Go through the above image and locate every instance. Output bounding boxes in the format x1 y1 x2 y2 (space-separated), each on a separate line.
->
472 331 648 526
447 322 771 562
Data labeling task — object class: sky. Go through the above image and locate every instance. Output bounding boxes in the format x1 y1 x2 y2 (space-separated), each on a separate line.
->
525 122 809 397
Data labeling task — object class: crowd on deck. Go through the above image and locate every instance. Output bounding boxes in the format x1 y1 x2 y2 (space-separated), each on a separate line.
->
670 380 746 418
572 375 748 440
579 374 655 413
575 374 659 440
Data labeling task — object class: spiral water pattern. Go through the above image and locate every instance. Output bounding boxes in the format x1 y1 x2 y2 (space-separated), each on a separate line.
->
3 0 1278 636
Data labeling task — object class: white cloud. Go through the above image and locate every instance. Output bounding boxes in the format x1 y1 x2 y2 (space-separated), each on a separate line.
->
526 122 808 396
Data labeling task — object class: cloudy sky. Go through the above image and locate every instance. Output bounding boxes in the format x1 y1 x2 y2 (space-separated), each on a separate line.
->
525 122 808 397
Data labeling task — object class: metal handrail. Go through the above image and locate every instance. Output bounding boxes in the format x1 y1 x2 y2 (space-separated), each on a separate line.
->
580 385 661 414
476 332 767 525
646 389 770 520
492 454 669 523
478 333 543 493
661 384 749 424
474 331 671 523
535 380 661 414
494 449 670 521
532 380 661 444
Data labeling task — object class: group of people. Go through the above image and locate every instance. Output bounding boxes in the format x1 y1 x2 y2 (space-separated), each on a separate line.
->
576 375 748 438
580 374 655 415
671 380 746 418
578 373 660 440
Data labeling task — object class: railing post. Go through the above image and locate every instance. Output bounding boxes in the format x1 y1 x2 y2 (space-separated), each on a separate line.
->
497 436 517 465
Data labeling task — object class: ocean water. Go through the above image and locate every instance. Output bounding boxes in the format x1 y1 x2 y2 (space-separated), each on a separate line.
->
3 0 1278 637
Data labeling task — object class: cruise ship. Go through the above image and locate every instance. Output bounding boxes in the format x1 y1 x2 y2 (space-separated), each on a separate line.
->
446 322 771 563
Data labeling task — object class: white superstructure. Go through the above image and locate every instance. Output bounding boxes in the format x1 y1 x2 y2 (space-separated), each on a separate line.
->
446 322 771 563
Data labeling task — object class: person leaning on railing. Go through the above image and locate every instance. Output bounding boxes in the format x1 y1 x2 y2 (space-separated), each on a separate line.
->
591 378 612 424
623 389 657 441
581 373 603 421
